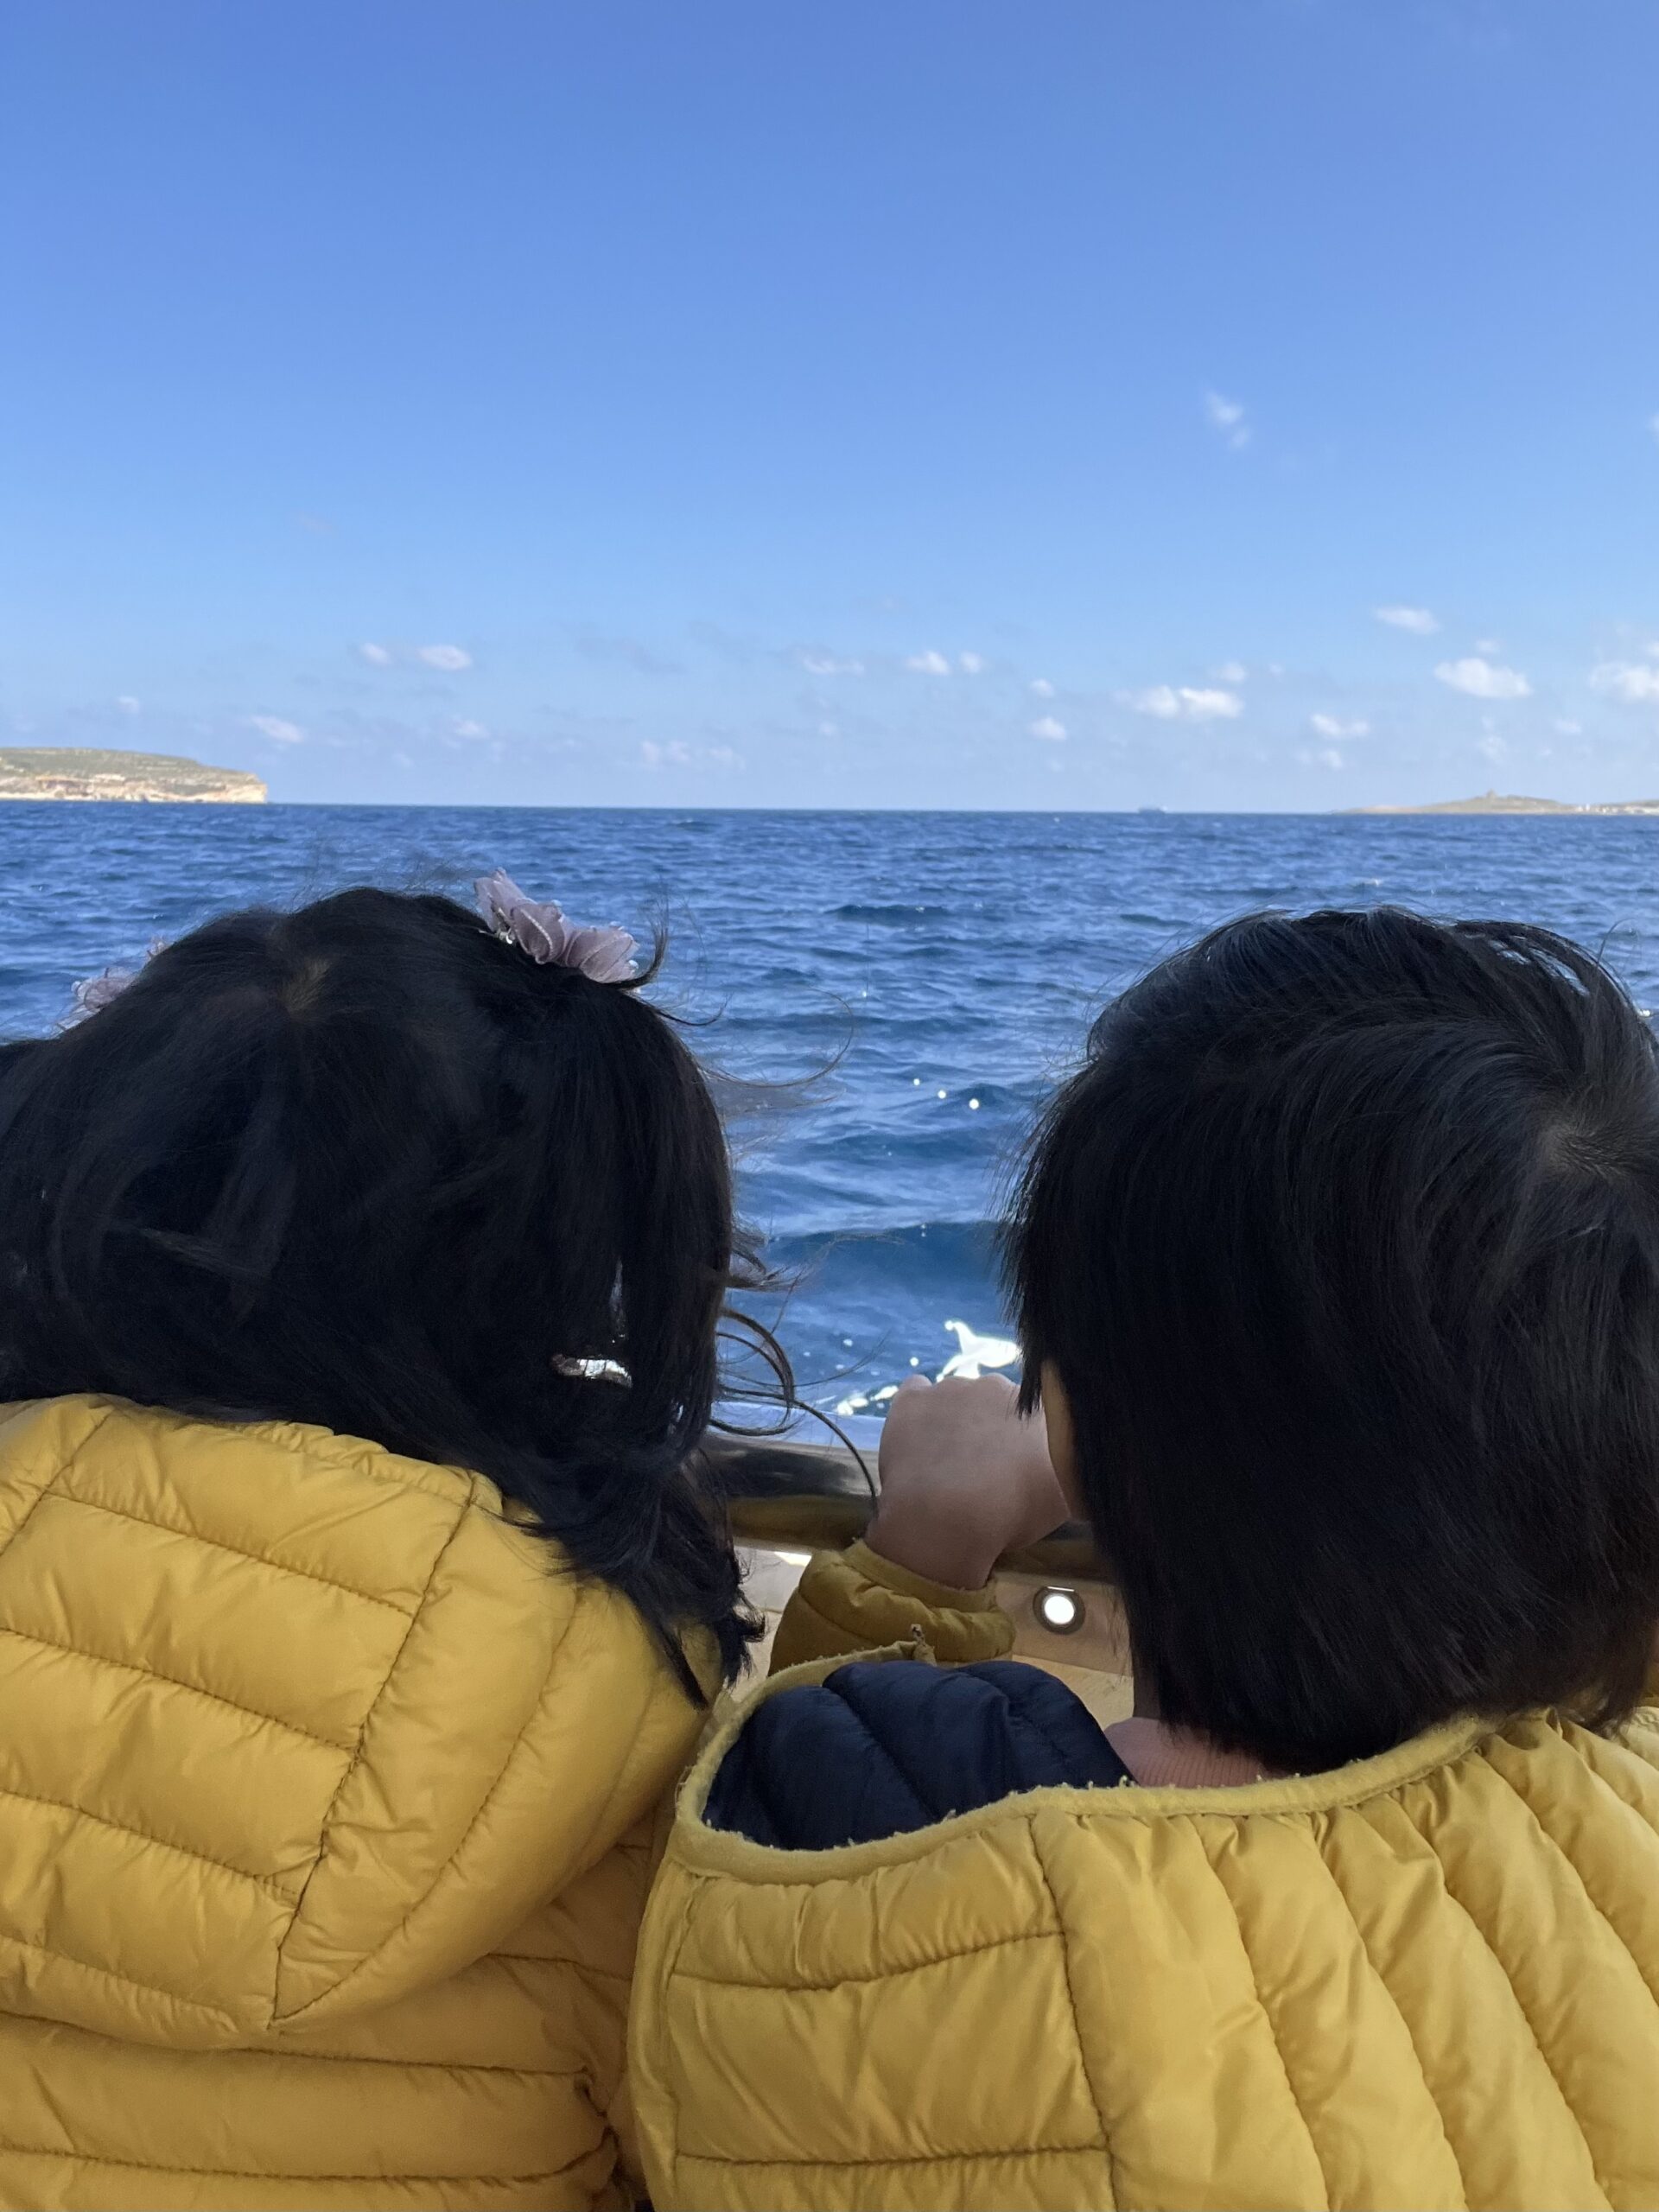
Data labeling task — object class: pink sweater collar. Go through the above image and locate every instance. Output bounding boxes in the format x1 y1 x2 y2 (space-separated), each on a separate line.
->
1105 1716 1280 1789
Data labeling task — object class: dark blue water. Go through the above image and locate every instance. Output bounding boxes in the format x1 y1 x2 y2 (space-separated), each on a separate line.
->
5 804 1659 1411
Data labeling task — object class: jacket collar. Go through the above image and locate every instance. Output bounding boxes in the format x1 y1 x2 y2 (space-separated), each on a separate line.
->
672 1639 1504 1879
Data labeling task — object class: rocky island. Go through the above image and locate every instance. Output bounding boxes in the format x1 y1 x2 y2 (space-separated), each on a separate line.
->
0 747 267 804
1352 791 1659 817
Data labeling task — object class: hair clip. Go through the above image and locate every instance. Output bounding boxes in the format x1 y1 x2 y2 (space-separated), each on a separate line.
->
61 939 167 1028
63 968 140 1027
474 871 638 983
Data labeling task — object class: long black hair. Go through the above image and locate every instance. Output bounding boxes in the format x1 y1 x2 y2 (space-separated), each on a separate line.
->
1009 907 1659 1773
0 887 779 1686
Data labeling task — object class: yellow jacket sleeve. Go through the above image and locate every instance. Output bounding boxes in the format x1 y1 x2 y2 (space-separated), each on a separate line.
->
769 1536 1015 1672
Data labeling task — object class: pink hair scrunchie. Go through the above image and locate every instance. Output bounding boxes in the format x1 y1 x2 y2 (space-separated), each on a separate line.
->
474 871 639 984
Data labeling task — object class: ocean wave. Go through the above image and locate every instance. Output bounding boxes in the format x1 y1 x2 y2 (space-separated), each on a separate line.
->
15 805 1659 1405
829 901 952 923
765 1217 1000 1269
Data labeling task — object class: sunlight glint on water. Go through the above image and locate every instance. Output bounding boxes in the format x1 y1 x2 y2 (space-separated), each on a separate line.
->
4 804 1658 1410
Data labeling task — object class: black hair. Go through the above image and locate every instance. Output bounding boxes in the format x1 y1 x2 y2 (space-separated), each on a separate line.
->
0 887 781 1687
1009 907 1659 1773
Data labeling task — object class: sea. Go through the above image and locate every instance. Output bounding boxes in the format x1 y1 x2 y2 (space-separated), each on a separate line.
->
5 803 1659 1416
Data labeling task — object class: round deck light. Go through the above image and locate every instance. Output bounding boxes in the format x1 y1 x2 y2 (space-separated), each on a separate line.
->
1033 1585 1084 1635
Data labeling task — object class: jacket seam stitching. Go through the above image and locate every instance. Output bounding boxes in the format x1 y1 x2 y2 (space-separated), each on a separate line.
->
994 1680 1126 1785
82 1401 485 1513
1199 1832 1333 2212
672 1926 1058 1992
1029 1820 1118 2207
677 2142 1115 2171
0 1400 113 1559
37 1489 416 1617
0 1623 355 1754
0 1461 61 1560
836 1542 1002 1615
274 1489 633 2031
786 1573 1003 1657
0 1926 241 2025
653 1868 703 2202
0 1782 294 1896
269 1492 474 2018
493 1952 629 1979
281 1587 663 2024
776 1586 865 1655
824 1678 957 1832
1573 1721 1659 1840
1479 1745 1659 2012
0 2141 594 2184
1309 1822 1469 2208
1416 1819 1615 2208
235 2051 587 2077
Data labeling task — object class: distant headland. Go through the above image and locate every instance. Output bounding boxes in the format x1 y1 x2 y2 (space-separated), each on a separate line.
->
1348 790 1659 817
0 747 267 804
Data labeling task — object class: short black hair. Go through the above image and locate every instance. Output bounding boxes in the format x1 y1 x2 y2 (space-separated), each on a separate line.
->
1009 907 1659 1773
0 887 777 1686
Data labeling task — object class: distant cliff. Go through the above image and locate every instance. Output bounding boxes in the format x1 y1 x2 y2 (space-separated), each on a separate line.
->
1351 790 1659 817
0 747 267 804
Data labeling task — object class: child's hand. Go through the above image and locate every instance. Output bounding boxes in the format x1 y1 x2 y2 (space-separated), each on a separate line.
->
865 1374 1071 1591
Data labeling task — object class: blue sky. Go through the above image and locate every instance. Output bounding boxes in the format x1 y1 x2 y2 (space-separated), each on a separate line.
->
3 0 1656 810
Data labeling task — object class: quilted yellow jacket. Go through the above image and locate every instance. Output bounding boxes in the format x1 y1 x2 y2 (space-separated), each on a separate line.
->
633 1601 1659 2208
0 1393 728 2212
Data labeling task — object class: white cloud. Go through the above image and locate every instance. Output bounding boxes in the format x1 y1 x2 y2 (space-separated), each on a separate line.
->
1478 733 1507 761
1299 746 1345 771
1213 661 1248 683
248 715 305 745
905 649 952 676
1555 718 1584 737
1204 391 1251 450
708 745 743 769
1649 412 1659 445
798 651 865 676
1375 604 1440 635
1474 638 1501 657
1123 684 1243 722
1435 656 1531 700
416 644 473 671
958 652 986 675
1591 660 1659 704
818 721 839 739
115 695 141 714
1029 716 1067 742
359 642 392 667
1125 688 1182 719
1029 677 1055 698
454 718 489 740
1310 712 1370 740
1178 688 1243 721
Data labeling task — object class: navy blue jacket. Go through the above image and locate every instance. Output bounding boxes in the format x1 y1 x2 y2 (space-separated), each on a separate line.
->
706 1658 1134 1850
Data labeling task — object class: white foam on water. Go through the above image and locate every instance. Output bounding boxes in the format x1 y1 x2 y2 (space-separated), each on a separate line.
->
936 1319 1020 1381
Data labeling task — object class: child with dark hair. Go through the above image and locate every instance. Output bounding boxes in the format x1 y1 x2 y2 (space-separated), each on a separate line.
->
631 907 1659 2211
0 874 883 2210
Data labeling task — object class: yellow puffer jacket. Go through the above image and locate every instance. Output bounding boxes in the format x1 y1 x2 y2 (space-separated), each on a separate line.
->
632 1637 1659 2209
0 1393 721 2212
